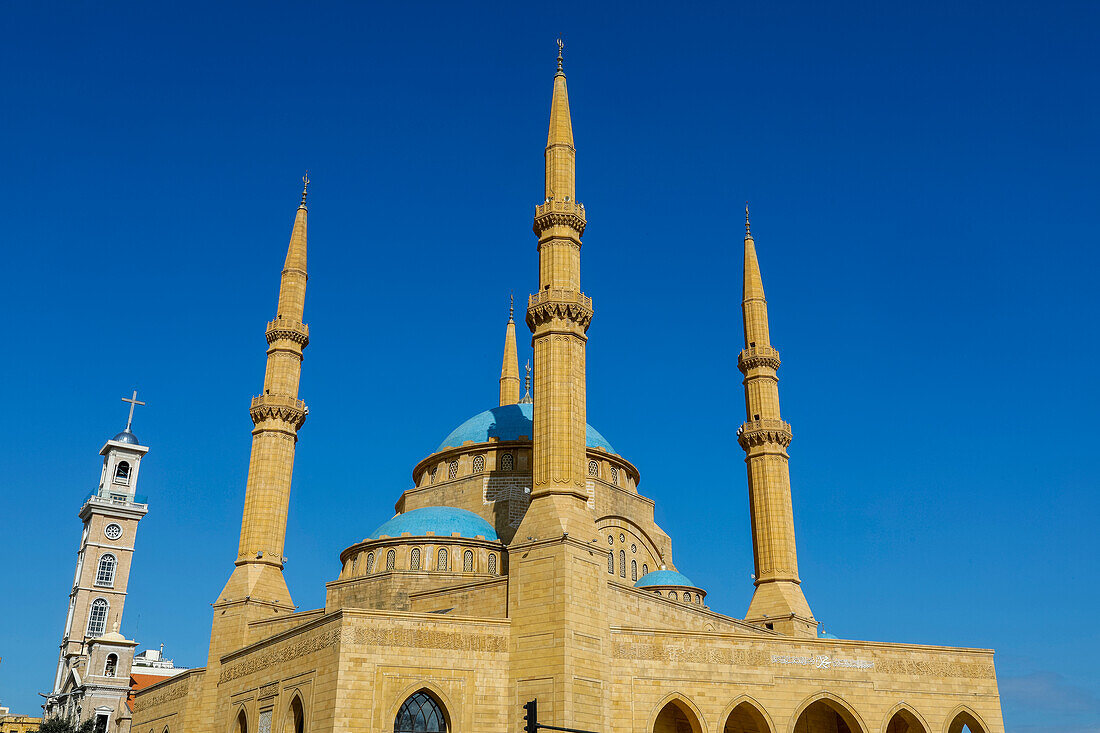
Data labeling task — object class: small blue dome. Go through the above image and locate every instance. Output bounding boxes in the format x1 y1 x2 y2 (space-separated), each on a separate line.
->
112 429 140 445
634 569 697 589
817 628 839 640
369 506 499 541
438 403 615 453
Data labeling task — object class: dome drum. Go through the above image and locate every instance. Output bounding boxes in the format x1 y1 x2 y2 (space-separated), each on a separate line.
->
633 569 707 608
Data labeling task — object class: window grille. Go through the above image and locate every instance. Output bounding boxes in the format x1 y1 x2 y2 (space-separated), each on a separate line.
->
500 453 514 471
87 598 108 637
95 554 116 587
669 591 678 601
488 554 497 575
430 466 438 484
608 552 614 574
683 595 691 604
114 461 131 485
588 460 598 476
696 593 702 604
447 461 458 480
642 563 649 576
410 547 421 570
365 552 375 574
631 560 637 581
386 549 395 571
437 547 448 571
351 555 359 573
472 455 485 473
463 550 474 572
395 691 447 733
619 550 626 577
104 653 117 678
611 467 619 485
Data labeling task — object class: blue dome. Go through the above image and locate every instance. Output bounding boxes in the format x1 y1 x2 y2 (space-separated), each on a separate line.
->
369 506 499 541
438 403 615 454
634 569 697 589
111 429 140 445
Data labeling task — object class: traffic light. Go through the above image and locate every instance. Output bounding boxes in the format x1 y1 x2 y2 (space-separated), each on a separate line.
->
523 698 538 733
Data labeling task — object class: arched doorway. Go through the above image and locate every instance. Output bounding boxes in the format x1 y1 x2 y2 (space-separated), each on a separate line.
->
283 696 305 733
653 698 703 733
946 709 986 733
792 698 862 733
884 707 926 733
724 700 770 733
395 690 448 733
234 709 248 733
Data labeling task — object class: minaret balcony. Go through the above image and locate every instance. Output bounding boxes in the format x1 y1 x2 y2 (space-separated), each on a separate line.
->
736 418 793 449
526 289 594 333
250 394 308 429
738 345 781 372
265 318 310 346
533 199 587 236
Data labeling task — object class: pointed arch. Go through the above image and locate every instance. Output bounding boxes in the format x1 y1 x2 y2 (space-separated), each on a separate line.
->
881 703 929 733
231 706 248 733
719 695 774 733
789 691 866 733
649 692 707 733
943 705 988 733
282 692 306 733
387 682 455 733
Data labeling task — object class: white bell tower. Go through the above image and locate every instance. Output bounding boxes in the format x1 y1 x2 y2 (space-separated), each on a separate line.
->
44 392 151 733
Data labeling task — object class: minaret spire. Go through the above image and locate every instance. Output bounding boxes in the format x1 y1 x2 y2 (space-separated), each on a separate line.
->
499 294 521 405
211 182 312 657
517 40 593 538
737 210 816 637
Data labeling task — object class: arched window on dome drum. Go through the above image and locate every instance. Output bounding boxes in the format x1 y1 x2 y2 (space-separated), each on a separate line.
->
610 467 619 485
95 554 116 587
631 560 637 581
86 598 108 637
410 547 421 570
472 455 485 473
696 593 702 604
394 691 447 733
351 555 359 574
669 591 678 601
114 461 131 485
386 549 395 571
365 552 375 574
683 595 691 605
588 460 598 477
488 553 497 575
608 552 614 574
447 461 458 480
642 563 648 576
501 452 513 471
619 550 626 577
437 547 449 571
104 653 118 678
463 549 473 572
430 466 438 484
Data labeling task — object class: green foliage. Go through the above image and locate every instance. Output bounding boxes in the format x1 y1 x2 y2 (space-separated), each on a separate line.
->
38 717 96 733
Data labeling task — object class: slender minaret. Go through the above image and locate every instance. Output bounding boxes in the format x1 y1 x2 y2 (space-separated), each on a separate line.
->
517 40 594 538
208 179 310 667
499 295 521 405
738 206 816 637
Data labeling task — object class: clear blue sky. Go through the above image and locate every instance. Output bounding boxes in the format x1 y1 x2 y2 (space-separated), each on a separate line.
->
1 2 1097 731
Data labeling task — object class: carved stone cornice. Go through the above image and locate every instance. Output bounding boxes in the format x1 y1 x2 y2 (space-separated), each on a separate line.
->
250 394 307 429
533 199 587 236
738 345 781 372
737 418 793 449
526 289 594 334
266 318 310 347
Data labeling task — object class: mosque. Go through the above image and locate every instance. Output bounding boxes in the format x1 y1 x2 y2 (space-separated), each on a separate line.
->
127 49 1005 733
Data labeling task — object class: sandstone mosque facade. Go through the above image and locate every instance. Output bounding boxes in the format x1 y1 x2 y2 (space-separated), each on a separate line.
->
130 49 1005 733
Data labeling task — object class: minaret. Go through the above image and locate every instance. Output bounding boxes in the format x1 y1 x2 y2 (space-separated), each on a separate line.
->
738 206 816 637
517 40 594 538
499 295 521 405
208 179 310 665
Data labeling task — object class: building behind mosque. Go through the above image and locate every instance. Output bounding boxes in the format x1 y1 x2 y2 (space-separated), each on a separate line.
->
119 49 1004 733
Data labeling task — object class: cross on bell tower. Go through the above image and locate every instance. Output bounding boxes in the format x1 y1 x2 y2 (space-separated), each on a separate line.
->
121 390 145 432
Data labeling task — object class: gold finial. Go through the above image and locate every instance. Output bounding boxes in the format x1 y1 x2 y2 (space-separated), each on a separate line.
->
300 172 310 208
745 201 752 238
509 292 514 321
521 360 533 403
556 37 564 73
